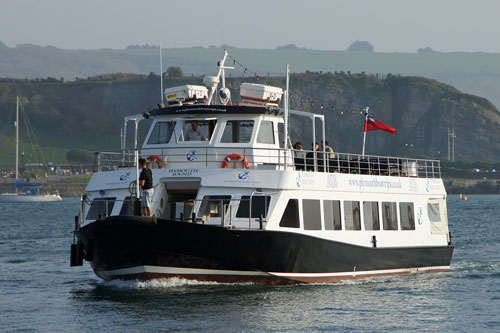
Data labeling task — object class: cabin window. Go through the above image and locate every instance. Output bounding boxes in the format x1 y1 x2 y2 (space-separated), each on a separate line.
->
220 120 254 143
119 196 137 216
363 201 380 230
180 120 217 142
197 195 231 218
279 199 300 228
427 203 441 222
147 121 176 144
257 121 275 144
278 123 285 148
344 201 361 230
382 202 398 230
236 195 271 218
86 197 116 220
324 200 341 230
303 199 321 230
400 202 415 230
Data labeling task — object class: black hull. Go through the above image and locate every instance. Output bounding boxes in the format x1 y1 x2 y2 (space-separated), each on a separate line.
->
75 216 454 284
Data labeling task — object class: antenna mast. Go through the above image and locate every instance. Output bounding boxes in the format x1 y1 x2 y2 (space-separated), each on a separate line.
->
159 43 164 106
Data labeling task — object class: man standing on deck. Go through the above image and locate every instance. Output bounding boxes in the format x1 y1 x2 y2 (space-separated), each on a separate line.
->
139 158 154 217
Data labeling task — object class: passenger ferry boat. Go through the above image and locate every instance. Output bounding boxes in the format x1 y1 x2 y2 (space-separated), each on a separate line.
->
70 51 453 284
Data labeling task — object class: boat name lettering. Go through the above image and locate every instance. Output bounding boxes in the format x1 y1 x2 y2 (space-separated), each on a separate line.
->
348 178 402 190
327 174 338 188
409 179 418 192
297 172 315 187
175 107 227 113
167 169 199 177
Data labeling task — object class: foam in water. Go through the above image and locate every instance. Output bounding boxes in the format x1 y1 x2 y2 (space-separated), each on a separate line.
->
100 277 253 289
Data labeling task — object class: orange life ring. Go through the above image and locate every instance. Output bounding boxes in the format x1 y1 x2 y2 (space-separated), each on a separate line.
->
147 155 163 169
221 153 249 169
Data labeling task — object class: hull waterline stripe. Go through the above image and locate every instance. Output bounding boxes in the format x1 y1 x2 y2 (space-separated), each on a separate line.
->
102 265 450 278
268 265 450 278
104 266 269 277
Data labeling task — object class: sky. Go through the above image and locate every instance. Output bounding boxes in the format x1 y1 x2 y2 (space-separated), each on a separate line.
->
1 0 500 53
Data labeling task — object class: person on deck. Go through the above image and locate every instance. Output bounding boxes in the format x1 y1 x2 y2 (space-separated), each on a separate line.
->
293 141 306 170
185 120 206 141
139 158 154 217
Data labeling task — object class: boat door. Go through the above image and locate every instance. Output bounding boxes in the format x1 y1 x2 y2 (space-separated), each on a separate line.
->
154 177 201 220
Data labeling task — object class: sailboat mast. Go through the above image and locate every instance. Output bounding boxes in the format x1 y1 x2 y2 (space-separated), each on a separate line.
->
15 96 19 183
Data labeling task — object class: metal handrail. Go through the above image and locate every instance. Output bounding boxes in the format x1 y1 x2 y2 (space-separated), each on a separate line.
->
93 146 441 179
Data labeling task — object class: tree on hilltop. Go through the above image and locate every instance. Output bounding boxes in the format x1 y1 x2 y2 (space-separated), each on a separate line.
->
347 40 374 52
167 66 184 77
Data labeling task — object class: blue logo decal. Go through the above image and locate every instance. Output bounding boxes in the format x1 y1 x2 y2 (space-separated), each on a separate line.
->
238 170 250 180
296 173 302 188
119 172 131 181
187 150 197 161
417 207 423 225
426 179 430 192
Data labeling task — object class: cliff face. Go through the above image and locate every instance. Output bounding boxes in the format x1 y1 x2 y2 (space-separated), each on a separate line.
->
0 72 499 164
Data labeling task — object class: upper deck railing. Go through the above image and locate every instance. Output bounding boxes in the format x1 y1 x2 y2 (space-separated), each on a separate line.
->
94 146 441 178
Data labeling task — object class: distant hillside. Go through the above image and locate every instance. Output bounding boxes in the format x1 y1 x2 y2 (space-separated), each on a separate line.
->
2 42 500 109
0 72 499 167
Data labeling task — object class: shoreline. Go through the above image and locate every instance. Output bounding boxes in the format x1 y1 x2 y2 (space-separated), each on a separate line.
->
1 178 498 197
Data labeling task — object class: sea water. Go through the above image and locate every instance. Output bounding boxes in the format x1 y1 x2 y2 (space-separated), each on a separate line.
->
0 196 498 332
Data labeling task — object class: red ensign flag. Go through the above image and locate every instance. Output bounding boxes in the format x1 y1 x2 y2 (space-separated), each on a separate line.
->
364 115 397 134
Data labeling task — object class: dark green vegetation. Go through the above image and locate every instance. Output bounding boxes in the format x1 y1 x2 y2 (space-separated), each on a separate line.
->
1 71 500 167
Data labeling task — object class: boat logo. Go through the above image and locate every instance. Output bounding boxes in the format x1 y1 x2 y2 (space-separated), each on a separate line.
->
186 150 198 161
296 173 302 188
417 207 423 225
238 170 250 180
425 179 430 192
119 172 132 181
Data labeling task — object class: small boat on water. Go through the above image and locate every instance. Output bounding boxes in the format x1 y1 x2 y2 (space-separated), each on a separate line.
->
0 97 61 203
71 51 453 284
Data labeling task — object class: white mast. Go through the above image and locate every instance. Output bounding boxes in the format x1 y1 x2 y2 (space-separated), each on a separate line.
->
283 64 290 170
15 96 19 185
362 107 369 156
159 43 164 106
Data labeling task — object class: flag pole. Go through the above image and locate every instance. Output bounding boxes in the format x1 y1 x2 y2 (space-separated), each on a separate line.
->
362 106 369 156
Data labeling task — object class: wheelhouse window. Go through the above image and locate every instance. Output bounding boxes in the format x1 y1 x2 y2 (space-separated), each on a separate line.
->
382 202 398 230
236 195 271 218
197 195 231 218
147 121 176 144
324 200 341 230
180 120 217 142
344 201 361 230
363 201 380 231
119 196 136 216
257 121 275 144
86 197 116 220
303 199 321 230
279 199 300 228
278 123 285 148
400 202 415 230
220 120 254 143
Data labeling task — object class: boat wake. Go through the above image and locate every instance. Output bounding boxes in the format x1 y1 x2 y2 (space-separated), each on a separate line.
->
101 277 254 289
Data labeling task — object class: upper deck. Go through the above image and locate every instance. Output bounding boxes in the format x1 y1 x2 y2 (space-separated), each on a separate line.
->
96 103 441 179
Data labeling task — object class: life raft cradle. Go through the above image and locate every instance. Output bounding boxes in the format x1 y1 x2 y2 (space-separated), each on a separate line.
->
221 153 250 169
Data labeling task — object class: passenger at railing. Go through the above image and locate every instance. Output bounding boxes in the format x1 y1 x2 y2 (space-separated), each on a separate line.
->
293 141 306 171
139 158 154 217
306 142 319 171
186 120 206 141
321 141 335 159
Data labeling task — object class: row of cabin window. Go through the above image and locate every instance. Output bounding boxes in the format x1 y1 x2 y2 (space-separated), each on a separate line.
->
86 195 272 220
279 199 416 231
147 120 284 145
